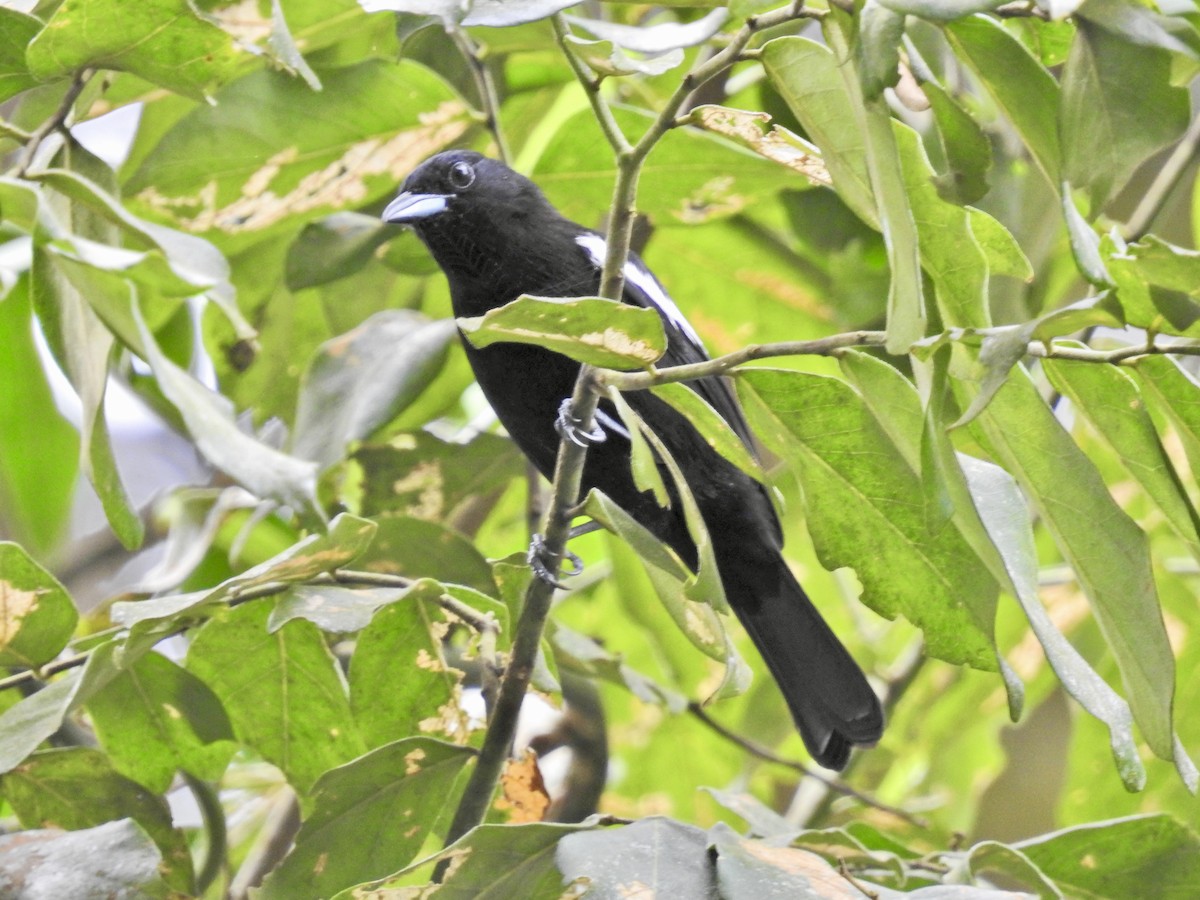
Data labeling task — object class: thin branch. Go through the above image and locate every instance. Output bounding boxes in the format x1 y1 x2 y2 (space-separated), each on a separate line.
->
687 702 927 829
551 15 632 155
993 2 1050 18
12 70 90 176
1123 111 1200 241
447 25 512 165
599 331 888 391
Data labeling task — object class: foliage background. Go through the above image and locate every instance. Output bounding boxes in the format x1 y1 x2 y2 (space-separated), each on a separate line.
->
2 0 1200 896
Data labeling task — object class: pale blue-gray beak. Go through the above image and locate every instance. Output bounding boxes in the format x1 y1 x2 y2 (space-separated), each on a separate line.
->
382 192 449 224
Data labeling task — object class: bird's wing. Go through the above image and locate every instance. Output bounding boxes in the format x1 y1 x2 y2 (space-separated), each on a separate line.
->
573 232 759 454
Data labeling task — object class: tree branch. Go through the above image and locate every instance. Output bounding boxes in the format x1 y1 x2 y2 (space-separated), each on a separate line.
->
687 701 928 829
11 70 91 177
447 25 512 165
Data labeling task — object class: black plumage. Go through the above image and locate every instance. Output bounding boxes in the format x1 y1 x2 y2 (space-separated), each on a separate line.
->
382 150 883 769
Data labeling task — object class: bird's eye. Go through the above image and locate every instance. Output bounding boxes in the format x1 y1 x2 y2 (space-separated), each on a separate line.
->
447 160 475 190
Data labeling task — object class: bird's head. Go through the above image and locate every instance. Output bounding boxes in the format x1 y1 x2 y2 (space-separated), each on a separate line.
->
382 150 559 280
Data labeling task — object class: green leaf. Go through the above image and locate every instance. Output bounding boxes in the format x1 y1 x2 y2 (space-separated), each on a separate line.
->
353 432 524 522
0 641 130 775
856 1 904 99
0 279 78 554
710 822 866 898
1060 18 1189 213
877 0 1007 17
0 542 78 669
291 311 455 469
0 820 172 900
285 212 391 290
132 301 322 520
0 9 42 103
922 80 992 205
680 106 828 185
26 0 240 100
31 245 143 549
349 583 467 749
1044 356 1200 557
944 14 1061 187
649 382 764 484
109 513 377 632
126 60 471 237
0 747 192 891
894 121 991 330
1136 356 1200 485
761 36 876 226
353 517 497 597
260 738 474 900
547 621 686 710
1018 814 1200 898
826 12 925 352
268 584 410 635
459 295 667 369
185 600 366 795
557 818 711 896
336 821 593 897
608 388 671 507
1061 187 1113 287
1077 0 1200 57
965 841 1061 898
737 368 998 669
964 367 1177 760
266 0 322 91
85 652 236 794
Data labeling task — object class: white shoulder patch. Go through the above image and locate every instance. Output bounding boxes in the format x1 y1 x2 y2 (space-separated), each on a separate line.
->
574 233 703 347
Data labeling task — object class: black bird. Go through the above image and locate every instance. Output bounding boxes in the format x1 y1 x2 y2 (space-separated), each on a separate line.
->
382 150 883 769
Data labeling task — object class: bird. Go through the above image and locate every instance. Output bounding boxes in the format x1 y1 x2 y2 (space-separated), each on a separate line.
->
382 149 883 769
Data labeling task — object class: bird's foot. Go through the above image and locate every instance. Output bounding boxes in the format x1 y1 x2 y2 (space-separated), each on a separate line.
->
555 398 606 447
528 532 586 588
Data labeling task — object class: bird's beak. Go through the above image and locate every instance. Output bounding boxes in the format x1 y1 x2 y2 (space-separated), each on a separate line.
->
382 192 449 224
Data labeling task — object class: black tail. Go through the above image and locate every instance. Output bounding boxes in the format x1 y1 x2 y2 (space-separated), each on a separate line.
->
726 557 883 770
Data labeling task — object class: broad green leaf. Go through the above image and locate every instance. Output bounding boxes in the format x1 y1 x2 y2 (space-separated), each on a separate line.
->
353 432 524 521
85 652 236 794
0 820 171 900
1045 356 1200 557
532 105 801 227
608 388 671 507
0 747 192 891
0 279 78 554
547 621 686 710
824 12 925 352
1017 815 1200 898
965 841 1061 898
260 738 474 900
0 9 41 103
268 584 410 635
110 513 376 632
965 367 1176 760
710 822 868 898
563 36 685 77
291 311 455 469
459 295 667 368
0 641 130 775
285 212 391 290
581 490 729 664
126 60 471 237
335 821 593 897
132 301 321 520
761 36 876 226
649 382 764 484
1061 187 1113 287
557 817 711 896
1078 0 1200 57
0 542 78 669
1060 18 1189 214
30 245 143 549
185 600 366 795
737 368 997 669
360 0 578 27
856 1 904 99
944 15 1061 187
877 0 1007 17
26 0 240 100
353 516 497 596
564 9 728 54
968 208 1033 281
680 106 829 185
349 584 467 749
266 0 321 91
922 80 992 205
894 121 991 330
1136 356 1200 489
